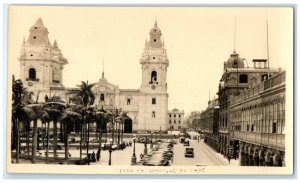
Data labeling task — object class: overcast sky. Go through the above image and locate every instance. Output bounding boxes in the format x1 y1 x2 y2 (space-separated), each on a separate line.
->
8 6 293 115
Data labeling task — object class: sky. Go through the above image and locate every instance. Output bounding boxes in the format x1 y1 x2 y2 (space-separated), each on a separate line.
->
8 6 293 115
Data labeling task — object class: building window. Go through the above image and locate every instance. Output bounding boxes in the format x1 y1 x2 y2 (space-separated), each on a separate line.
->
154 39 156 42
29 68 36 80
174 120 176 124
127 98 131 105
179 114 181 118
100 93 104 101
152 111 155 118
272 123 277 133
169 114 171 117
52 69 60 83
169 120 171 124
251 124 254 132
247 124 250 131
174 114 176 118
239 74 248 83
152 98 156 104
262 74 268 81
179 120 181 124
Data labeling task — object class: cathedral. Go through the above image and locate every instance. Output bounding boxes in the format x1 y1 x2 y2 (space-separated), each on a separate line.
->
18 18 169 133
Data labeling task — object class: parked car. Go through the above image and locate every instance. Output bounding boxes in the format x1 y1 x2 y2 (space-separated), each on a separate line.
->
185 148 194 158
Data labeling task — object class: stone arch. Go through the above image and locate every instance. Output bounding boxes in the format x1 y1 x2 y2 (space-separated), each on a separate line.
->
100 93 105 101
151 70 157 83
274 153 283 167
124 117 133 133
265 151 274 166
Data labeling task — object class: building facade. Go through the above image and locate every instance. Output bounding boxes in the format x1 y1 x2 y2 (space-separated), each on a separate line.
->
167 108 185 130
19 18 69 102
217 50 281 157
229 71 285 166
19 18 169 133
199 98 220 151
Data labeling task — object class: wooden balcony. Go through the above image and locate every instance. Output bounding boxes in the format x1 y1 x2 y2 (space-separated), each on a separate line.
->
232 131 285 150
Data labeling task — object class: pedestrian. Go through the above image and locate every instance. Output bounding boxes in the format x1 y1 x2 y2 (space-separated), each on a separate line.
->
88 153 91 164
140 153 144 160
91 151 96 162
227 155 231 164
96 150 100 161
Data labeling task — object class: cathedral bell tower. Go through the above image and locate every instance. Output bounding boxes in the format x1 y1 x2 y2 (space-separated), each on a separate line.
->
140 20 169 93
19 18 68 97
138 21 169 131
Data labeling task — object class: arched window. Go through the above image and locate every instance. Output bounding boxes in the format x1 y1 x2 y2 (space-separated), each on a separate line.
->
239 74 248 83
150 71 157 84
100 93 104 101
29 68 36 80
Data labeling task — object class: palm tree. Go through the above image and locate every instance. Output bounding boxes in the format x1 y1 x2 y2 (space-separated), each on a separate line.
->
12 76 33 163
94 108 106 161
65 81 95 162
23 103 45 163
120 112 129 144
43 96 66 160
60 109 81 162
77 81 95 161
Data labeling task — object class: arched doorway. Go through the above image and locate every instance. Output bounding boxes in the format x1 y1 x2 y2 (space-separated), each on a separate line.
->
124 118 133 133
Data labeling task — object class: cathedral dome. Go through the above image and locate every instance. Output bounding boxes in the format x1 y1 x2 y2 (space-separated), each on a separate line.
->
224 51 244 69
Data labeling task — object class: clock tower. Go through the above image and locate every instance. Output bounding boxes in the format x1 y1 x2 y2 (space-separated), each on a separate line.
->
138 20 169 131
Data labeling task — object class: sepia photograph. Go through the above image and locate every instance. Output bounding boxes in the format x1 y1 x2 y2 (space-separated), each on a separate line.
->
5 5 293 175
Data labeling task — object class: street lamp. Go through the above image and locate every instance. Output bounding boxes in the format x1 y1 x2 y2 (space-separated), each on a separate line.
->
144 132 148 155
108 139 113 166
150 131 153 149
131 134 137 165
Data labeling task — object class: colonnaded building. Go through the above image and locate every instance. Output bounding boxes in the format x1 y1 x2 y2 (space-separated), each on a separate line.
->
18 18 170 133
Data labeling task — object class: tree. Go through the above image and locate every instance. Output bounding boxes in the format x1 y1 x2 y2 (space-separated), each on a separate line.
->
23 104 45 163
60 109 81 162
65 81 95 162
12 76 33 163
43 96 66 159
94 108 106 161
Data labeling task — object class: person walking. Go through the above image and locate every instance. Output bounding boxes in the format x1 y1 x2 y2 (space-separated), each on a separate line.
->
227 155 231 164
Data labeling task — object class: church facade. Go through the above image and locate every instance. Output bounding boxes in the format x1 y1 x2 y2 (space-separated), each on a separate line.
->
18 18 169 133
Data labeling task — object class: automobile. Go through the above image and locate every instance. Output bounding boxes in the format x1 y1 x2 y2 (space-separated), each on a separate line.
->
185 148 194 158
101 143 118 151
183 139 190 146
179 137 185 143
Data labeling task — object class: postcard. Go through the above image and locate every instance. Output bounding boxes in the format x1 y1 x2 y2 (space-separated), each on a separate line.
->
6 5 293 175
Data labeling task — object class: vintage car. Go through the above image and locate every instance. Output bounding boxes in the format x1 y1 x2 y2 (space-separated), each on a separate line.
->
183 139 190 146
185 148 194 158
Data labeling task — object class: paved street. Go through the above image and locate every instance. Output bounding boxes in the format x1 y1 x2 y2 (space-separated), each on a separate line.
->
173 139 231 166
